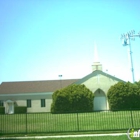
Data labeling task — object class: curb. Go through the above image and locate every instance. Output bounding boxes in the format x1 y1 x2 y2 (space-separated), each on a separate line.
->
0 133 126 139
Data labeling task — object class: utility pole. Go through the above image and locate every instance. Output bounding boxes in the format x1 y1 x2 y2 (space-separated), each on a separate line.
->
120 30 140 83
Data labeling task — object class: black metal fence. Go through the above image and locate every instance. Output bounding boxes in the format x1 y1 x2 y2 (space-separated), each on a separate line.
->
0 109 140 134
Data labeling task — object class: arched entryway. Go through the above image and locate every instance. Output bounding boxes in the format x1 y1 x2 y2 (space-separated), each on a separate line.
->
94 89 107 111
5 100 14 114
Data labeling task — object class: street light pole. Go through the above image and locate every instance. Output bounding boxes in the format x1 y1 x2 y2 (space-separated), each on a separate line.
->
58 75 62 89
129 40 135 83
120 30 140 83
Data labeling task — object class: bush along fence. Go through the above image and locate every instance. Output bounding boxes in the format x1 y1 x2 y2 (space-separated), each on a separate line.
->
0 109 140 134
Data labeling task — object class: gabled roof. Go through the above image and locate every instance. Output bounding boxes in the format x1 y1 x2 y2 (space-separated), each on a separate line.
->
0 79 78 94
74 70 126 84
0 70 125 95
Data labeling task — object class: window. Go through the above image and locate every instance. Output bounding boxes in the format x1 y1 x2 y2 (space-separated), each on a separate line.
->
27 99 31 108
41 99 45 107
0 100 3 106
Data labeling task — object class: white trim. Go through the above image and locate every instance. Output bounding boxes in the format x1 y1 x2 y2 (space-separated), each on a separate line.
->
0 92 53 96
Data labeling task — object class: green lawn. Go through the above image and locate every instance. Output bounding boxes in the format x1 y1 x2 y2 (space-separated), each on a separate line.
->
0 110 140 134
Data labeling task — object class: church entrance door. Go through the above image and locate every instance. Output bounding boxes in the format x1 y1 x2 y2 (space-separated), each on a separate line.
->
94 89 107 111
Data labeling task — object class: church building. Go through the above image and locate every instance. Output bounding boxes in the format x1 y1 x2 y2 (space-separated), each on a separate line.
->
0 46 125 114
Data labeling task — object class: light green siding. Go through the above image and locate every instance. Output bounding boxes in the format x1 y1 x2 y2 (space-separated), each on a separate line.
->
81 74 119 94
74 70 125 110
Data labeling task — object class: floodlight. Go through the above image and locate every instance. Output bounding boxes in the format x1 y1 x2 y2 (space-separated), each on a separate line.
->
138 31 140 37
131 38 135 41
120 30 140 83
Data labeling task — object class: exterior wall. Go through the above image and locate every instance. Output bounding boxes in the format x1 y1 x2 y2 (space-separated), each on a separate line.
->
81 74 119 94
3 99 52 113
1 92 53 113
0 92 52 100
26 99 52 113
16 100 26 106
78 74 120 110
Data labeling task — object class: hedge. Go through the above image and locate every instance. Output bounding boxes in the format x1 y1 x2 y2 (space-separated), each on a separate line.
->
14 106 27 114
0 106 5 114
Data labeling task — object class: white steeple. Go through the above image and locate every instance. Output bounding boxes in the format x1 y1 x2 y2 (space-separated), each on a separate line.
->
92 42 102 72
93 42 99 62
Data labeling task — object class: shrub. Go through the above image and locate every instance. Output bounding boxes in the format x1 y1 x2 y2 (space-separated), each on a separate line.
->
0 106 5 114
51 84 94 113
107 82 140 110
14 106 27 114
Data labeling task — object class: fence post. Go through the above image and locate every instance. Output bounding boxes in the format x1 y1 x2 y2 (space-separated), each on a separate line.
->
130 108 134 128
76 112 79 131
26 112 27 134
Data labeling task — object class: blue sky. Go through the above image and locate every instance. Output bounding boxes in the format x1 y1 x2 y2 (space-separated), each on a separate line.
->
0 0 140 84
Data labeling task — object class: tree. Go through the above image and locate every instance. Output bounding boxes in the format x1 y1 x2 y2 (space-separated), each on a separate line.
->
107 81 140 110
51 84 94 113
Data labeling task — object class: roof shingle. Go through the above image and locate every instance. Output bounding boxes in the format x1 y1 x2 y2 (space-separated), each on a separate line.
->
0 79 78 94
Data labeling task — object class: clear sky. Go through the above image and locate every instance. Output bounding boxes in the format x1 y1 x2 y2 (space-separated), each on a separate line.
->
0 0 140 84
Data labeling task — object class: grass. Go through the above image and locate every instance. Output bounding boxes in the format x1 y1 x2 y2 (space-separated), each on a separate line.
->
0 110 140 134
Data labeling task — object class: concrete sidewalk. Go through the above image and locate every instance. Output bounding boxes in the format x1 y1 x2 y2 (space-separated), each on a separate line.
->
0 133 126 139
